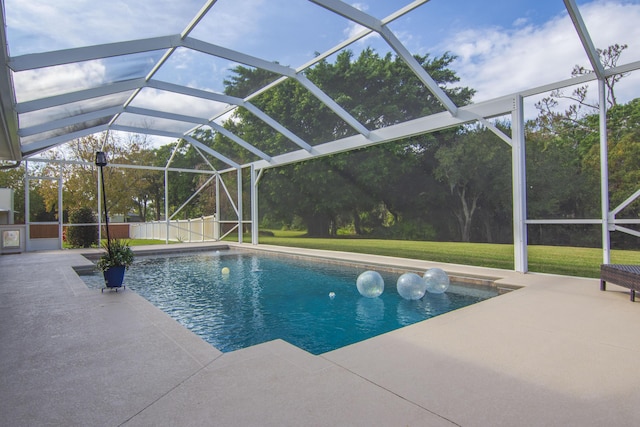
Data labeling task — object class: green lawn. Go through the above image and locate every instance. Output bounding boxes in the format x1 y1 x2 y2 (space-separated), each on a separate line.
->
253 230 640 278
94 232 640 278
121 239 175 246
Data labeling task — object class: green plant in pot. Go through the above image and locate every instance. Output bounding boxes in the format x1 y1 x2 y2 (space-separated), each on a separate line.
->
96 239 134 292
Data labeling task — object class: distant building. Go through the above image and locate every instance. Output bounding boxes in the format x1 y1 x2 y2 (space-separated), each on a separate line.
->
0 188 15 224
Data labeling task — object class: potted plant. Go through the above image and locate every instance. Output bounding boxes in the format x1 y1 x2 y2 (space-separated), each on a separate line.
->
96 239 134 292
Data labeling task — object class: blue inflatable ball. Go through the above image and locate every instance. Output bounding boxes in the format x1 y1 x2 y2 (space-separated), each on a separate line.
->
356 270 385 298
424 268 450 294
397 272 427 300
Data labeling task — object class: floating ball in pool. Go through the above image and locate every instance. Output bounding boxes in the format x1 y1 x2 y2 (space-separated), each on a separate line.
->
356 271 385 298
397 272 426 300
221 267 230 275
424 268 450 294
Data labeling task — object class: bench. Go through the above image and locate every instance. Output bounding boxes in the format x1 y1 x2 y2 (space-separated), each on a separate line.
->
600 264 640 302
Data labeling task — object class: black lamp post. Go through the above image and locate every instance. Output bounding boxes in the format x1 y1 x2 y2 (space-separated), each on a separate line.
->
95 151 111 256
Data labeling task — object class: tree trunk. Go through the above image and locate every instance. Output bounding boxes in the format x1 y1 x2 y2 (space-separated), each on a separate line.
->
153 194 162 221
483 217 493 243
353 209 362 235
305 214 331 237
453 186 478 242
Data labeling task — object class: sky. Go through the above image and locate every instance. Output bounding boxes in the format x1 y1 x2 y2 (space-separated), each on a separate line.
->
5 0 640 144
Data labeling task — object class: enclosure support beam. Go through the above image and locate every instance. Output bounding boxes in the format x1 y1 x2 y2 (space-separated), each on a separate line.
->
237 168 243 243
24 161 30 251
57 162 63 249
169 174 217 221
511 95 528 273
215 174 220 239
564 0 605 79
599 79 611 264
310 0 458 116
251 165 258 245
164 169 169 244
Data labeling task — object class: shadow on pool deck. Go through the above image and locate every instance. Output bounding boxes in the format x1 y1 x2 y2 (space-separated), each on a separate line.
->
1 242 639 426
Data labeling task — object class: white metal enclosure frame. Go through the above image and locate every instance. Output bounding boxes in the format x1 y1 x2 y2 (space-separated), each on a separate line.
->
0 0 638 271
21 154 239 250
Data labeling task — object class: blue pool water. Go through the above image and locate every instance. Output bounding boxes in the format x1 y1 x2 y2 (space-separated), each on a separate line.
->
81 250 498 355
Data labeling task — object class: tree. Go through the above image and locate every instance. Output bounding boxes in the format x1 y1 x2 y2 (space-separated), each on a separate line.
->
38 134 119 217
37 133 170 222
536 44 627 122
221 49 474 236
66 207 98 248
0 164 25 223
570 43 628 108
113 133 160 221
434 126 511 242
583 99 640 217
530 43 638 247
159 137 224 220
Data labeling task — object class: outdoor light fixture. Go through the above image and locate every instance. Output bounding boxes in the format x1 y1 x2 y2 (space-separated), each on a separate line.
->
95 151 111 254
95 151 107 167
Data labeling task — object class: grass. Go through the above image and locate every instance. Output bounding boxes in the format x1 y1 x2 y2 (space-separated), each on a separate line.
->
252 230 640 278
121 239 174 246
77 232 638 278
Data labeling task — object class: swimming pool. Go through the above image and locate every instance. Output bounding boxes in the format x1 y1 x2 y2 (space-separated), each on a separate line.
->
81 250 498 354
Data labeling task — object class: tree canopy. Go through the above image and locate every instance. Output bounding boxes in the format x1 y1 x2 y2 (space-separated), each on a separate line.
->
1 45 637 249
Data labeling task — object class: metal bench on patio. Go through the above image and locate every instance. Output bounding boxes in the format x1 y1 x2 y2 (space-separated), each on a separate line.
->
600 264 640 302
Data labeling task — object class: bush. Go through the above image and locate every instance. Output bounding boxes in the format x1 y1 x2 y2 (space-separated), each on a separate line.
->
370 219 437 241
67 207 98 248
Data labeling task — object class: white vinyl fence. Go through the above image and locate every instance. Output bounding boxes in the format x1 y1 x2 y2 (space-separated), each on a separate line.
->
130 215 221 242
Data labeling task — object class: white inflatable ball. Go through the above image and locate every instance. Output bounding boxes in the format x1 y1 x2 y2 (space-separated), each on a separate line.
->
356 271 385 298
424 268 450 294
396 272 427 300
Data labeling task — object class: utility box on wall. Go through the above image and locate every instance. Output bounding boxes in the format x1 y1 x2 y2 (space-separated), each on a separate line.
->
0 188 15 225
0 225 25 254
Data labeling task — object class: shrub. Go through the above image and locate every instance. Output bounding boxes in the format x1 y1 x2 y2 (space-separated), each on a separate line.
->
67 207 98 248
96 239 134 271
370 219 437 241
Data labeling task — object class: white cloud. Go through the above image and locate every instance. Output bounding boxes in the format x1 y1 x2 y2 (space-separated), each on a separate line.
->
129 88 228 120
9 0 640 147
513 17 529 28
5 0 204 54
343 21 382 47
335 2 384 49
441 1 640 104
189 0 267 48
13 62 107 102
345 21 367 40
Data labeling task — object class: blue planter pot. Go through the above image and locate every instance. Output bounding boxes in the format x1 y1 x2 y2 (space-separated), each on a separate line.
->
103 266 126 291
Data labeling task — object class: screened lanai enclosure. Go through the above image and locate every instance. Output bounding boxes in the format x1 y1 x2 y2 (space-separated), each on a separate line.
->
0 0 639 272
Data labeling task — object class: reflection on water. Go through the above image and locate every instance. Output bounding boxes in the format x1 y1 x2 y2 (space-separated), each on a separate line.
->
356 297 385 332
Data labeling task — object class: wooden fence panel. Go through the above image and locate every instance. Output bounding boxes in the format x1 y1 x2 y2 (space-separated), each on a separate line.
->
101 224 130 239
30 224 59 238
29 223 130 240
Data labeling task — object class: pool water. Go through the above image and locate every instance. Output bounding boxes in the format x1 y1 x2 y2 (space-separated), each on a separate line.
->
81 250 498 355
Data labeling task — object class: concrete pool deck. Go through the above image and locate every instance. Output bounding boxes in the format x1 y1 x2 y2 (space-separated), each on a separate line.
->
1 242 639 426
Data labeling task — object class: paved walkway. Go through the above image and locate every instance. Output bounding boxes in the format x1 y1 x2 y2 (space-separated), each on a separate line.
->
1 243 639 426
